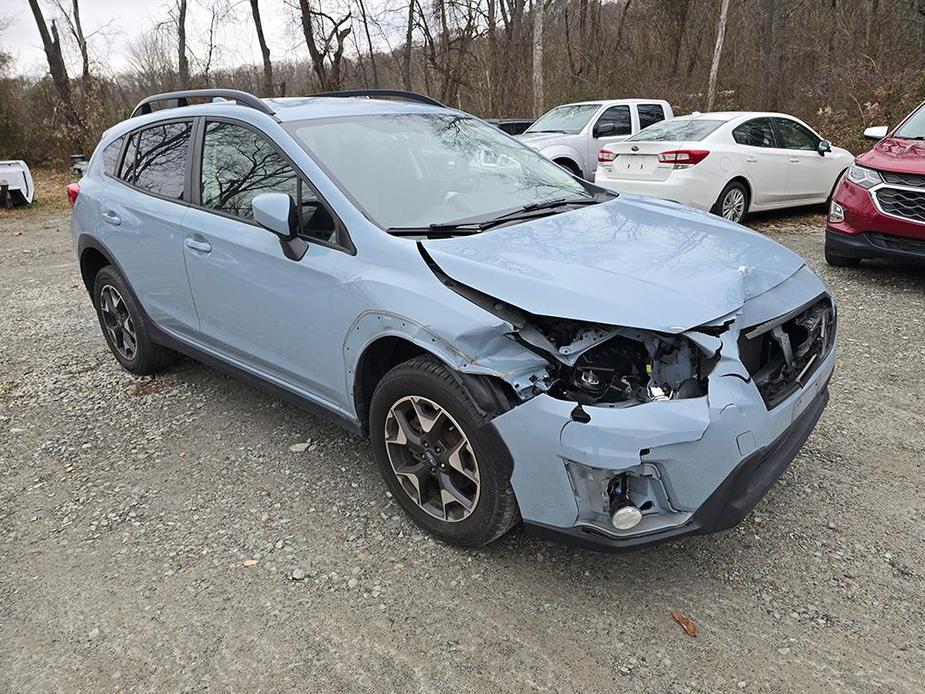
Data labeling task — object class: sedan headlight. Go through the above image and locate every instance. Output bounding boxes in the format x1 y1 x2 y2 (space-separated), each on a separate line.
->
846 163 883 189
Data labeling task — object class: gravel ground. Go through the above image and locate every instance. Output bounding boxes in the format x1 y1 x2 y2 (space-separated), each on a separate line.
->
1 201 923 693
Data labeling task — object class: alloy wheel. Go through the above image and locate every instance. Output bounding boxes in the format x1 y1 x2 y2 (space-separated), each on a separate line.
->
99 284 137 360
721 188 746 222
384 395 480 522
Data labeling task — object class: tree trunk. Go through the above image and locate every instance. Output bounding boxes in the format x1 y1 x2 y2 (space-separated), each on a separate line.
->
298 0 328 89
532 0 544 117
402 0 414 90
706 0 730 111
71 0 90 82
249 0 274 96
27 0 81 129
177 0 190 89
357 0 378 87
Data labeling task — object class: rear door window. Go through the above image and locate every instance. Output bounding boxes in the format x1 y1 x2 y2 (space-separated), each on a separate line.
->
637 104 666 130
123 121 193 199
595 105 632 136
773 118 820 151
733 119 777 147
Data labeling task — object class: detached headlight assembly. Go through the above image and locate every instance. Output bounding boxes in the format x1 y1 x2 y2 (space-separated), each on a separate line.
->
846 163 883 189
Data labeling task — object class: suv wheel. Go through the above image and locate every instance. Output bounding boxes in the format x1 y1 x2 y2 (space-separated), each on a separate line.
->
93 266 178 375
713 181 749 223
369 356 519 547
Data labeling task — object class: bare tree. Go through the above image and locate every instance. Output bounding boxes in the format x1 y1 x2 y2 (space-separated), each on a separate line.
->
52 0 90 82
249 0 274 96
298 0 352 91
532 0 544 116
356 0 378 87
402 0 415 90
706 0 730 111
27 0 81 128
177 0 190 89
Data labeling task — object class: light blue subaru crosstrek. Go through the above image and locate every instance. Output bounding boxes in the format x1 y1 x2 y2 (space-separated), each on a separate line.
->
70 89 837 551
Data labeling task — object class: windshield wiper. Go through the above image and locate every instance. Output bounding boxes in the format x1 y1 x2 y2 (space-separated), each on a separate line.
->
387 223 485 237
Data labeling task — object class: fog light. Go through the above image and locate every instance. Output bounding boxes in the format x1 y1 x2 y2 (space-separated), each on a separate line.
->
611 505 643 530
828 201 845 224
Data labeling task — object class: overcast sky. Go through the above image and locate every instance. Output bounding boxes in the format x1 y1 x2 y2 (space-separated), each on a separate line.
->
3 0 380 77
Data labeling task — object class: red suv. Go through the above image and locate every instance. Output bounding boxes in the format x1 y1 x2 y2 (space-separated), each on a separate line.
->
826 101 925 266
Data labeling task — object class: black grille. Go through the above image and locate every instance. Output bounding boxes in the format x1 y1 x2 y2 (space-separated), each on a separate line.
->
738 297 836 409
868 232 925 255
880 171 925 188
876 187 925 223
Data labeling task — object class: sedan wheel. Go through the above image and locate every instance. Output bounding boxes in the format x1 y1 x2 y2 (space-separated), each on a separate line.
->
721 187 747 222
384 395 480 522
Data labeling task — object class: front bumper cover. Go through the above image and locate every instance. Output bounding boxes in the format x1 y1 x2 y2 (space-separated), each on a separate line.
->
522 385 828 551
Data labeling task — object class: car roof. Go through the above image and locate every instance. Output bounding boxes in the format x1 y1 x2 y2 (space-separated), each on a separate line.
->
558 98 669 108
131 95 454 124
669 111 805 123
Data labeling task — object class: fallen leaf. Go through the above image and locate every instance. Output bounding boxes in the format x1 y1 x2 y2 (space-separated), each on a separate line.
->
289 442 309 453
672 610 698 637
242 559 258 567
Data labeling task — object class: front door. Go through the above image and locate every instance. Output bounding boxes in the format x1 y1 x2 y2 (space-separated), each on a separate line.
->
587 105 632 177
181 119 354 412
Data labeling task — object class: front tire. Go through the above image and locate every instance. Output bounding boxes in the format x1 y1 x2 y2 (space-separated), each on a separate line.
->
92 266 178 375
712 181 749 224
369 356 519 547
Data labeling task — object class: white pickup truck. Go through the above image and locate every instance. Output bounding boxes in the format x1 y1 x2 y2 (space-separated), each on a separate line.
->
516 99 674 180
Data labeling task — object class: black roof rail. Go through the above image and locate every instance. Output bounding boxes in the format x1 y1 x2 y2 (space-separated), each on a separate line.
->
130 89 275 119
310 89 445 108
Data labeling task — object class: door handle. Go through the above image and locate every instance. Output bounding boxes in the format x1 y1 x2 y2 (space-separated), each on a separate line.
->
185 238 212 253
745 157 758 163
101 210 121 226
789 158 800 163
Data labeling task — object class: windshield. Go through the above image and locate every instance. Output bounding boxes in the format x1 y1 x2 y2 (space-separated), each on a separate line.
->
627 118 726 142
894 105 925 140
525 104 600 134
287 113 591 229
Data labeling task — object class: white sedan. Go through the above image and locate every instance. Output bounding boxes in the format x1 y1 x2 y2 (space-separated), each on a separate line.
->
593 112 854 223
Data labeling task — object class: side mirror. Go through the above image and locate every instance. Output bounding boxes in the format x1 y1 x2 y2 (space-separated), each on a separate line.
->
863 125 889 141
252 192 298 239
252 192 309 261
817 139 832 156
594 122 618 138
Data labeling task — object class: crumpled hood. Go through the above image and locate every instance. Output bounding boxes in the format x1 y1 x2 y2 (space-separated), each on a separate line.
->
422 195 805 333
856 137 925 175
515 132 568 151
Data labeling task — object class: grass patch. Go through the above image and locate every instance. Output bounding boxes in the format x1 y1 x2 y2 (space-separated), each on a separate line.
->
0 168 74 219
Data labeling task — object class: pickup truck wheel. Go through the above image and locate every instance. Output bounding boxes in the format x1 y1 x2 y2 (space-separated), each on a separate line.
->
712 181 749 223
93 266 178 375
369 356 520 547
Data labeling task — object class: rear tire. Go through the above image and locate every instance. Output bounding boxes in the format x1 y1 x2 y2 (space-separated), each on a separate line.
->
369 356 520 547
712 181 749 223
824 243 862 267
92 266 178 375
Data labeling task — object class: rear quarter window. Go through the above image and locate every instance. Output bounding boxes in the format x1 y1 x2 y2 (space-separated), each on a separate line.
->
101 137 123 177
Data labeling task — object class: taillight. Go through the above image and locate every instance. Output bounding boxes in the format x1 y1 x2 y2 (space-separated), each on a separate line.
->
657 150 710 168
598 150 617 163
67 183 80 206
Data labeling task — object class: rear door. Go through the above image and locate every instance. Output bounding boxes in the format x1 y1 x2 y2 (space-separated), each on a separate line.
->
636 103 667 132
731 118 790 206
772 117 828 202
587 105 632 175
181 118 354 409
94 119 199 336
